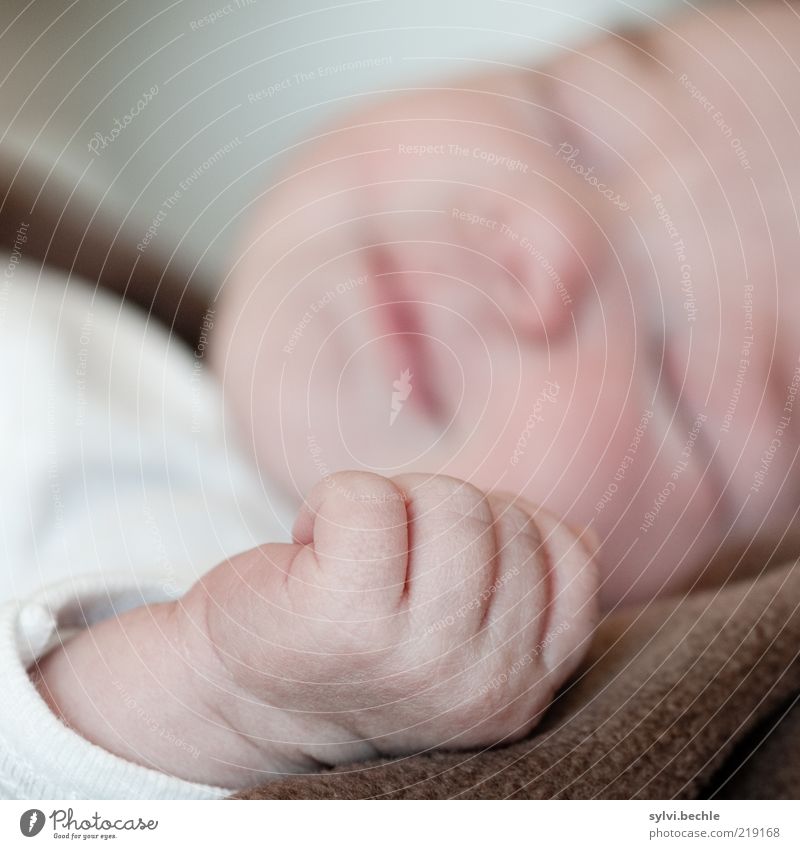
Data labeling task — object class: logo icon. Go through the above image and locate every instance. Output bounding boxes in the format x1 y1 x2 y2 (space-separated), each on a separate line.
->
19 809 46 837
390 368 413 426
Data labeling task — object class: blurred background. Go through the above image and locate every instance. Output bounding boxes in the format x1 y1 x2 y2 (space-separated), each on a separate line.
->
1 0 681 299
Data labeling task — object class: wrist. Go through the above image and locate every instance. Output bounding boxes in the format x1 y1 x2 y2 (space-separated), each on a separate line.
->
32 597 248 788
180 559 381 773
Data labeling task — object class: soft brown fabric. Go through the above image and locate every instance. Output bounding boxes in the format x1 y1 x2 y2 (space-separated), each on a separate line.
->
234 561 800 799
711 696 800 799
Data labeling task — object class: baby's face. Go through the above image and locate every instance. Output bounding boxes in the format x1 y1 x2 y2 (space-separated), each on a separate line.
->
215 73 796 607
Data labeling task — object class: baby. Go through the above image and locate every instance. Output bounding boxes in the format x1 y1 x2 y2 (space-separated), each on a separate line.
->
8 0 800 797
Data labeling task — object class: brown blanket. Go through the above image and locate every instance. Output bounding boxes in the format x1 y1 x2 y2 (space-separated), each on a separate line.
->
235 560 800 799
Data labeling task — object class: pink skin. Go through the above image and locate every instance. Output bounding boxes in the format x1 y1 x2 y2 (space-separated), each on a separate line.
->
35 2 800 789
36 472 598 787
213 3 800 607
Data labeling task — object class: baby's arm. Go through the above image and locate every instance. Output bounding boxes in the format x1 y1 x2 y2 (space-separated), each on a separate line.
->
33 472 598 790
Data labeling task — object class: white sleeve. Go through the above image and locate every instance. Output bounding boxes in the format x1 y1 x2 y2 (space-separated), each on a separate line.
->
0 257 295 799
0 576 234 800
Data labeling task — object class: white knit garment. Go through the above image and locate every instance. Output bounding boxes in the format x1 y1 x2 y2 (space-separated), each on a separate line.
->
0 252 294 798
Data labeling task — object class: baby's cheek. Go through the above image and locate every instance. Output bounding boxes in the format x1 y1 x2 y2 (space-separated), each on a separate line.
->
445 292 638 512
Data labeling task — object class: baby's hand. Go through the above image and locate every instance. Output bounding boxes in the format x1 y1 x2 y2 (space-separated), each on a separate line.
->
35 472 597 789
